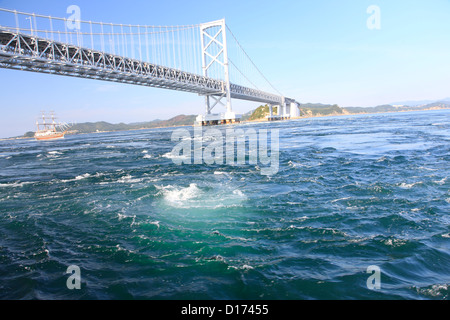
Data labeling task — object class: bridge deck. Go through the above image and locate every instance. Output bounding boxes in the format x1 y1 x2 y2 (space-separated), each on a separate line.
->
0 29 291 106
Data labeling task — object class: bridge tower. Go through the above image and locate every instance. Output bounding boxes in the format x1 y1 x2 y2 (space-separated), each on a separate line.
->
197 19 238 126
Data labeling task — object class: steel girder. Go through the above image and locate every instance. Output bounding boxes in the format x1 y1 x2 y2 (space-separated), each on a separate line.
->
0 28 297 106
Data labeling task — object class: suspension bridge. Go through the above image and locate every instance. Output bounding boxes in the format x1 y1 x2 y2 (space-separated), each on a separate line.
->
0 8 300 125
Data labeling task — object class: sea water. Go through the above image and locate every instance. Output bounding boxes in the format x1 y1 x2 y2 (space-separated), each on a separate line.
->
0 109 448 299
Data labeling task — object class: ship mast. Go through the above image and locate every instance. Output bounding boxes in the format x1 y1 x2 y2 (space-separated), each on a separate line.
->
42 111 47 130
50 111 57 132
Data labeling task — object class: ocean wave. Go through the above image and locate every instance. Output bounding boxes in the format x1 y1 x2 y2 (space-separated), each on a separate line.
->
162 151 177 159
0 181 34 188
331 197 351 203
156 182 246 209
382 237 408 247
117 213 137 227
117 175 143 184
158 183 201 203
433 177 447 185
288 160 312 168
398 182 423 189
76 173 91 180
60 173 92 183
414 284 449 298
211 230 250 242
228 264 254 271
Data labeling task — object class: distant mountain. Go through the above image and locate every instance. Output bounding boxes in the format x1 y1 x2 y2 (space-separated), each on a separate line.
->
345 102 450 114
390 98 450 106
20 101 450 138
245 102 450 121
298 103 346 117
23 114 197 137
245 103 348 121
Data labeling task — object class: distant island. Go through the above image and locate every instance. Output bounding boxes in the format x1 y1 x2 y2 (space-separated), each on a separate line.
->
246 101 450 121
21 100 450 138
23 114 197 138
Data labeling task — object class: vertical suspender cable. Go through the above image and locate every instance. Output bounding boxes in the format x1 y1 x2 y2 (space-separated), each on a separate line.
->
172 28 176 69
177 26 181 70
138 25 142 62
166 26 170 68
64 18 68 43
14 10 19 34
145 26 150 63
111 23 115 55
100 22 105 52
32 13 37 38
49 17 54 41
89 21 94 50
130 24 134 59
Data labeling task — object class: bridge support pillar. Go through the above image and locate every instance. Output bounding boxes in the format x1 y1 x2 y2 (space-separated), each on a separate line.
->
197 19 239 126
290 102 300 118
267 98 293 121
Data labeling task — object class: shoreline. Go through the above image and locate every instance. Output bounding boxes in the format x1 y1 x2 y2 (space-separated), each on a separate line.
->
1 107 449 142
241 106 450 124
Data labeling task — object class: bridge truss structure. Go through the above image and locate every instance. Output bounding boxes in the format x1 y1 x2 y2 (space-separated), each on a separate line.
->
0 8 300 125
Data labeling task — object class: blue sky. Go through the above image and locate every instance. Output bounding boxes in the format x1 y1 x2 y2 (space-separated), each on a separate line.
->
0 0 449 138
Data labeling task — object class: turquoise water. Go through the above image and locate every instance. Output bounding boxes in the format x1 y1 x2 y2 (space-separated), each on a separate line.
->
0 110 449 300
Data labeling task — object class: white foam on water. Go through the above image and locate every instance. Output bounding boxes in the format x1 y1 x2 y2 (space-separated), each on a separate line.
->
117 175 143 184
415 284 449 298
288 160 311 168
75 173 91 180
331 197 351 203
0 181 34 188
383 238 407 247
156 182 246 209
418 166 437 171
47 151 63 159
60 173 97 183
160 183 201 203
117 213 137 227
232 189 244 197
143 154 152 159
117 213 127 221
228 264 254 271
433 177 447 185
398 182 422 189
161 151 190 162
162 151 176 159
148 221 160 229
